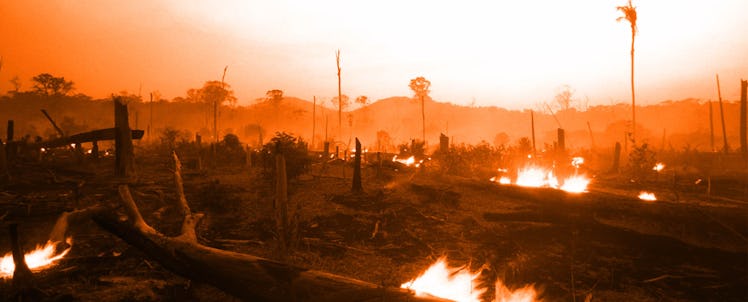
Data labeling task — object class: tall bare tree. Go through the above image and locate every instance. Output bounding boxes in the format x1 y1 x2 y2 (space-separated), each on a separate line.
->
336 50 342 140
409 76 431 142
617 0 637 144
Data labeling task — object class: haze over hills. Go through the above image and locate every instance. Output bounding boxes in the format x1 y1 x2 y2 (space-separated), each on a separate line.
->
0 92 743 153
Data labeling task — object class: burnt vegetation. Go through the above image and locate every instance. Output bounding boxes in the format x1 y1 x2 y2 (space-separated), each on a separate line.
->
0 68 746 302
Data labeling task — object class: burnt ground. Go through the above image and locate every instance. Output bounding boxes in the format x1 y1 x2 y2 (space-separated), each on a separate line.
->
1 155 747 302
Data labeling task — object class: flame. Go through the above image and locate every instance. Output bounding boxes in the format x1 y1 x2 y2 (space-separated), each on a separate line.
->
495 280 538 302
393 155 416 167
653 163 665 172
515 168 550 188
0 238 72 279
560 175 590 193
638 191 657 201
571 157 584 168
401 257 538 302
490 176 512 185
498 167 590 193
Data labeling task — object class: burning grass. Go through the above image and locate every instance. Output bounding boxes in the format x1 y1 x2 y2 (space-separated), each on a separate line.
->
0 238 72 279
401 257 538 302
491 166 590 193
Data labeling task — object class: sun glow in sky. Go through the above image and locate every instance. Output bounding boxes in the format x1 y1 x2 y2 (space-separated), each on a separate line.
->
1 0 746 109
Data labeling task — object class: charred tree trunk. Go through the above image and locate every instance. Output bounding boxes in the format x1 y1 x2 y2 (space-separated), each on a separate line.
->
9 224 32 286
531 110 536 156
717 74 729 153
274 150 292 254
91 154 446 302
709 99 716 152
587 121 595 150
312 96 317 150
114 97 136 178
0 139 7 182
439 133 449 153
612 142 621 173
5 120 15 162
740 79 747 161
6 120 13 142
557 128 565 153
352 138 363 193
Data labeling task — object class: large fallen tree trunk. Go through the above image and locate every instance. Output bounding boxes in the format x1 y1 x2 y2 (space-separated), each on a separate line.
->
91 153 447 302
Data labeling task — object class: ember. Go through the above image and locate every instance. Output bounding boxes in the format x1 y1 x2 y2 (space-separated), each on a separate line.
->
638 191 657 201
401 257 538 302
393 155 424 167
653 163 665 172
0 238 72 278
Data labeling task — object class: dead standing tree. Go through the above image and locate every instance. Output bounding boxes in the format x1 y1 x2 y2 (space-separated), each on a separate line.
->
114 96 136 178
717 74 729 153
352 138 363 193
336 50 343 140
90 154 448 302
740 79 747 162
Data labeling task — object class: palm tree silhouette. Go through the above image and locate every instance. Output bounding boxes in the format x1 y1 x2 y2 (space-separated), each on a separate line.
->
617 0 638 144
409 77 431 143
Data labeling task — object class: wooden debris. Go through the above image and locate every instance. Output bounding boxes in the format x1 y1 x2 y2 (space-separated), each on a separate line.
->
90 154 448 302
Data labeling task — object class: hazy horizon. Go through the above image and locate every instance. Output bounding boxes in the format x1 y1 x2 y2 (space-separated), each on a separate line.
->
1 0 747 110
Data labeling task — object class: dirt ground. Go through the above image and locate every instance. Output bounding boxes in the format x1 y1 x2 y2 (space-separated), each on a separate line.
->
1 154 746 301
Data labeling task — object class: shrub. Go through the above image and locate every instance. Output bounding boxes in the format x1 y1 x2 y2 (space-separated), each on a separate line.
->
260 132 311 180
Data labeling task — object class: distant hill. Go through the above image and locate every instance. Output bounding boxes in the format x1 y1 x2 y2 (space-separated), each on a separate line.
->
0 92 742 153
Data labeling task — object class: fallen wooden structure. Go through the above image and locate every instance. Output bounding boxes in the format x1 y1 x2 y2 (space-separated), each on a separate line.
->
89 154 448 302
31 128 144 149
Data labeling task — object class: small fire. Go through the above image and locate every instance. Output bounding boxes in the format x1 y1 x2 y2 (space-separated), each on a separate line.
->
496 280 538 302
560 175 590 193
0 239 72 279
571 157 584 168
638 191 657 201
498 167 590 193
653 163 665 172
393 155 420 167
401 258 538 302
515 168 551 188
490 176 512 185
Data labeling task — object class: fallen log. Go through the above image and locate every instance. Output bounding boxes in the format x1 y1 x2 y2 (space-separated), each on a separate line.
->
33 128 144 149
91 153 448 302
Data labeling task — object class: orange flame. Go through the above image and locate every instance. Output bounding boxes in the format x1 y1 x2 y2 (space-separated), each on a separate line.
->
401 257 538 302
560 175 590 193
0 238 72 279
638 191 657 201
571 157 584 168
515 167 551 188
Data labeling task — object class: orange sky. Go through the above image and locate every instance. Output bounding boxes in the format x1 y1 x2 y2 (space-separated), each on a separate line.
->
1 0 746 110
